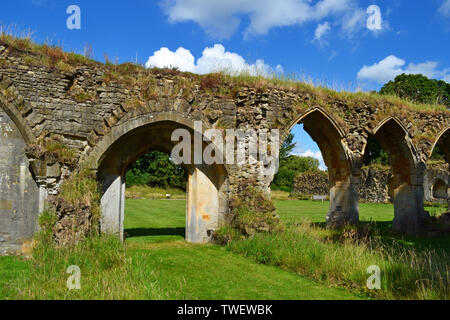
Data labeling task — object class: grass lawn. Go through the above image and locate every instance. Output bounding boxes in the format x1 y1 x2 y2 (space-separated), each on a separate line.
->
0 198 362 300
1 198 447 300
274 200 450 252
123 199 360 299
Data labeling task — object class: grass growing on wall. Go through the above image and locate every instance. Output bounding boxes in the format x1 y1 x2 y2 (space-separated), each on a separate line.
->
59 167 101 227
1 31 449 116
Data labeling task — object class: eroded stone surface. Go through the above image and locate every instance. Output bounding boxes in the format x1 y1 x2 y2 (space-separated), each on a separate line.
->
0 41 449 252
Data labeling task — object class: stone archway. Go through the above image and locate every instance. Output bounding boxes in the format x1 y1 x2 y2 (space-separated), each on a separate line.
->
370 117 427 234
430 127 450 209
89 114 228 244
0 100 40 254
285 108 358 226
432 179 447 200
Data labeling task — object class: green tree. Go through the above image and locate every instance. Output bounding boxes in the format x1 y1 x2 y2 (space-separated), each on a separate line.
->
380 73 450 107
272 155 320 191
126 151 187 189
431 145 446 161
363 137 390 166
279 133 296 163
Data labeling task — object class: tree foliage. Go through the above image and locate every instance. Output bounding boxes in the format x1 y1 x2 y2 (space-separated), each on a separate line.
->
279 133 296 162
273 156 320 192
380 73 450 107
125 151 187 189
363 137 390 166
272 133 322 191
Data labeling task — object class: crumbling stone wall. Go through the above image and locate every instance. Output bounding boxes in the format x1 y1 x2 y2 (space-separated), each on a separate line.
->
0 110 40 255
292 171 329 197
424 161 449 203
293 166 394 203
359 166 393 203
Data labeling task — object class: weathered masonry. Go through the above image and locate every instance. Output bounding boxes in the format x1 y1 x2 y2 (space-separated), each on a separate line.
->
0 41 449 253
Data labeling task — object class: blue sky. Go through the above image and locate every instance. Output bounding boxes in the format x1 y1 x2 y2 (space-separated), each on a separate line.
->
1 0 449 169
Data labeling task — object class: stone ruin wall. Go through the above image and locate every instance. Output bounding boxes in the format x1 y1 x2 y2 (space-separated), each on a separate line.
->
0 38 449 252
293 165 449 204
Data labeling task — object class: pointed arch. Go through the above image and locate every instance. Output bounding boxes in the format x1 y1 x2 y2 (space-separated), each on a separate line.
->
285 107 358 226
430 126 450 162
366 117 426 234
373 116 409 136
286 107 346 139
0 94 35 144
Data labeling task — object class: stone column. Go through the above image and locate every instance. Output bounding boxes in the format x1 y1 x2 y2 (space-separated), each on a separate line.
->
100 173 125 239
447 171 450 211
326 173 360 227
186 165 220 243
392 165 428 235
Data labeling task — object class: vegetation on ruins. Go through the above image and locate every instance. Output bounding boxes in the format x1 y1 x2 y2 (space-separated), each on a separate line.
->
214 180 284 244
1 31 449 301
1 31 448 119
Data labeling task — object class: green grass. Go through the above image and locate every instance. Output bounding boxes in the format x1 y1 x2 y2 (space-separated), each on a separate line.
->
124 199 186 243
125 185 186 200
0 199 361 300
225 200 449 299
125 242 359 300
275 200 396 224
274 200 450 252
0 257 29 299
1 198 448 300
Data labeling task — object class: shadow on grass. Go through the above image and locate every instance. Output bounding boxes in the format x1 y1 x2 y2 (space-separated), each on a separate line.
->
125 227 186 238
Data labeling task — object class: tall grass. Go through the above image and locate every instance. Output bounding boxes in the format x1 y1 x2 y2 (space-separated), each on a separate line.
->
227 222 449 300
8 235 171 300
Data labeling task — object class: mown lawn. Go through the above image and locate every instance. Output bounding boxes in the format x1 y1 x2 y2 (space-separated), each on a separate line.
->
123 199 360 299
1 198 447 300
0 199 362 300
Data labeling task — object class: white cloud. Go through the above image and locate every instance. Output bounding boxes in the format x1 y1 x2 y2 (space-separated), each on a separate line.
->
145 47 196 72
357 55 450 84
161 0 374 39
439 0 450 17
145 44 283 76
314 22 331 41
341 7 366 35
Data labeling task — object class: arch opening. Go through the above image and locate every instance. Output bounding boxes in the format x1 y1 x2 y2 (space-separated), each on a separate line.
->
96 119 228 243
280 109 358 226
432 179 447 200
367 118 427 234
430 128 450 210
